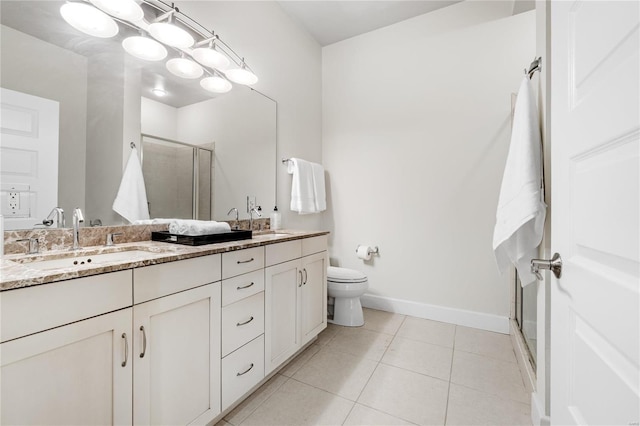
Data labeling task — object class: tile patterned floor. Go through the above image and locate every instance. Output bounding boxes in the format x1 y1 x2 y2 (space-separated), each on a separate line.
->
218 308 532 426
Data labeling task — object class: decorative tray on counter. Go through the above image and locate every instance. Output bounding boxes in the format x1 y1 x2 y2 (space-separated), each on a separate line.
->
151 229 253 246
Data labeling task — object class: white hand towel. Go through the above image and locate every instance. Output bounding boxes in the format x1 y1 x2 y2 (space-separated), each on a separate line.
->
113 147 150 224
311 162 327 212
288 158 317 214
168 219 231 236
493 77 547 286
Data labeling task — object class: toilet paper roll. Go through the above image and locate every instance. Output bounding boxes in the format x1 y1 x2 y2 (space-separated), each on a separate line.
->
356 245 372 261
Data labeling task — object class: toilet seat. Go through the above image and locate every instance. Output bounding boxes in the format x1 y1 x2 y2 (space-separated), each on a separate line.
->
327 266 367 283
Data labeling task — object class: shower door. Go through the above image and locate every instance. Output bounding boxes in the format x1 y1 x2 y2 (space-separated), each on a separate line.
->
140 134 213 220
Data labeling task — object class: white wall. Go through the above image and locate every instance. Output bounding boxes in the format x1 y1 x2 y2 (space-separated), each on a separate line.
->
322 2 536 331
175 1 323 230
0 24 87 218
177 88 276 221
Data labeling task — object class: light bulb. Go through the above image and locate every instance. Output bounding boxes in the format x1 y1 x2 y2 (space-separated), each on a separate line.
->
89 0 144 22
151 88 167 97
200 76 232 93
122 36 167 61
60 2 118 38
224 64 258 85
148 21 194 48
192 45 230 70
166 57 203 79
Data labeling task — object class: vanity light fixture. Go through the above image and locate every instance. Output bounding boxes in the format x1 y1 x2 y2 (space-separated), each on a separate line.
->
200 72 232 94
60 2 118 38
148 10 194 49
223 60 258 86
59 1 258 95
89 0 144 22
122 35 167 61
166 55 204 79
192 39 231 70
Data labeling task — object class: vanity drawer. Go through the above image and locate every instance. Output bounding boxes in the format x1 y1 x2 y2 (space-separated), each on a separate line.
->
222 269 264 306
1 270 132 343
222 292 265 356
222 247 264 279
134 254 221 304
222 335 265 410
265 240 302 267
302 235 328 257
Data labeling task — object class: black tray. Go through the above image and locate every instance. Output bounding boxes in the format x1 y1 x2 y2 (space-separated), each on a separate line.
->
151 229 253 246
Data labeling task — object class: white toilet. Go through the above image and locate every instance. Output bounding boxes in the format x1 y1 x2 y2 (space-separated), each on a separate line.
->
327 266 368 327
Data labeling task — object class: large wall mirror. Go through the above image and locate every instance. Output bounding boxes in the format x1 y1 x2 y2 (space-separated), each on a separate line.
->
0 1 276 231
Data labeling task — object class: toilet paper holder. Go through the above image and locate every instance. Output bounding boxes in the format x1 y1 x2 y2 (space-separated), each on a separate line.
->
355 245 379 256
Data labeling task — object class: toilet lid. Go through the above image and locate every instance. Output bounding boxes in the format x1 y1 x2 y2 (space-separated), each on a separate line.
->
327 266 367 283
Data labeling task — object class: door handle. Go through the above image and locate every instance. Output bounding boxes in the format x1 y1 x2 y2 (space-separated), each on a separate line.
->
531 253 563 280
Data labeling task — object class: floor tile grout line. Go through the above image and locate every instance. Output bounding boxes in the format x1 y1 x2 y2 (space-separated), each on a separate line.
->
447 381 533 406
231 374 291 426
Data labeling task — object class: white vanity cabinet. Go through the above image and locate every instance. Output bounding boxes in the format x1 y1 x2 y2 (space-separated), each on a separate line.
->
220 248 266 411
132 254 222 426
0 271 133 425
264 236 327 375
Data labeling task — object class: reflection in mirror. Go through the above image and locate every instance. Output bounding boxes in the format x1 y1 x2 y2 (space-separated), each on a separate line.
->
0 1 276 231
141 135 213 221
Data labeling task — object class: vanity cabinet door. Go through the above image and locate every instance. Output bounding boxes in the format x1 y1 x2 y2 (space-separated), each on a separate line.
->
1 309 133 426
300 251 328 346
264 259 301 375
133 283 221 426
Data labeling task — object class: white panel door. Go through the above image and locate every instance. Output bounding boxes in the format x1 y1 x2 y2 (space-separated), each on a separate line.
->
0 309 133 425
133 283 221 426
0 88 59 229
550 1 639 424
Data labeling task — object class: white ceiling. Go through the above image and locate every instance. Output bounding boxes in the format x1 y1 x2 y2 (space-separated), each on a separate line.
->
277 1 464 46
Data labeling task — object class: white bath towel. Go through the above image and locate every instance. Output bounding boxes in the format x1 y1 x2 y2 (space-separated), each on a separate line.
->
113 147 150 223
168 219 231 236
311 162 327 212
288 158 326 214
493 77 547 286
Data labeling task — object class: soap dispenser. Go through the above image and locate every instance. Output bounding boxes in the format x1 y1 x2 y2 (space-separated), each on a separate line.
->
270 206 281 230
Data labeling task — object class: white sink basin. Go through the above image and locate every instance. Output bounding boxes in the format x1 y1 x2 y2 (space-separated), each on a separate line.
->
15 250 152 271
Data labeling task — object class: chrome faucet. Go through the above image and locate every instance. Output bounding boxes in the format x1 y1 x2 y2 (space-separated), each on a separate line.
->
249 206 262 231
46 207 65 228
17 237 39 254
227 207 239 229
71 207 84 250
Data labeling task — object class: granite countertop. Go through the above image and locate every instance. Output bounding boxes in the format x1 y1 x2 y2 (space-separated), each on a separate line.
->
0 230 329 291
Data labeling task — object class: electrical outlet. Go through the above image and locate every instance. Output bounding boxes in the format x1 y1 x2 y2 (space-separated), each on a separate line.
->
8 192 19 211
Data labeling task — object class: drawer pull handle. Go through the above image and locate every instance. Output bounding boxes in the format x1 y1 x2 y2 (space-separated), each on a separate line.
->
237 316 254 326
298 270 303 287
140 326 147 358
237 363 254 376
121 333 128 367
303 268 308 285
237 257 254 264
237 282 255 290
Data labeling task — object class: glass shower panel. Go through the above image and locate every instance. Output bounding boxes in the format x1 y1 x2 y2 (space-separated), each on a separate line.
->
142 137 194 219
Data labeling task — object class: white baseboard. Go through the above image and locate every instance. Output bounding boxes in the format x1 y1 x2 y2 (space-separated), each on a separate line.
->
360 293 510 334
